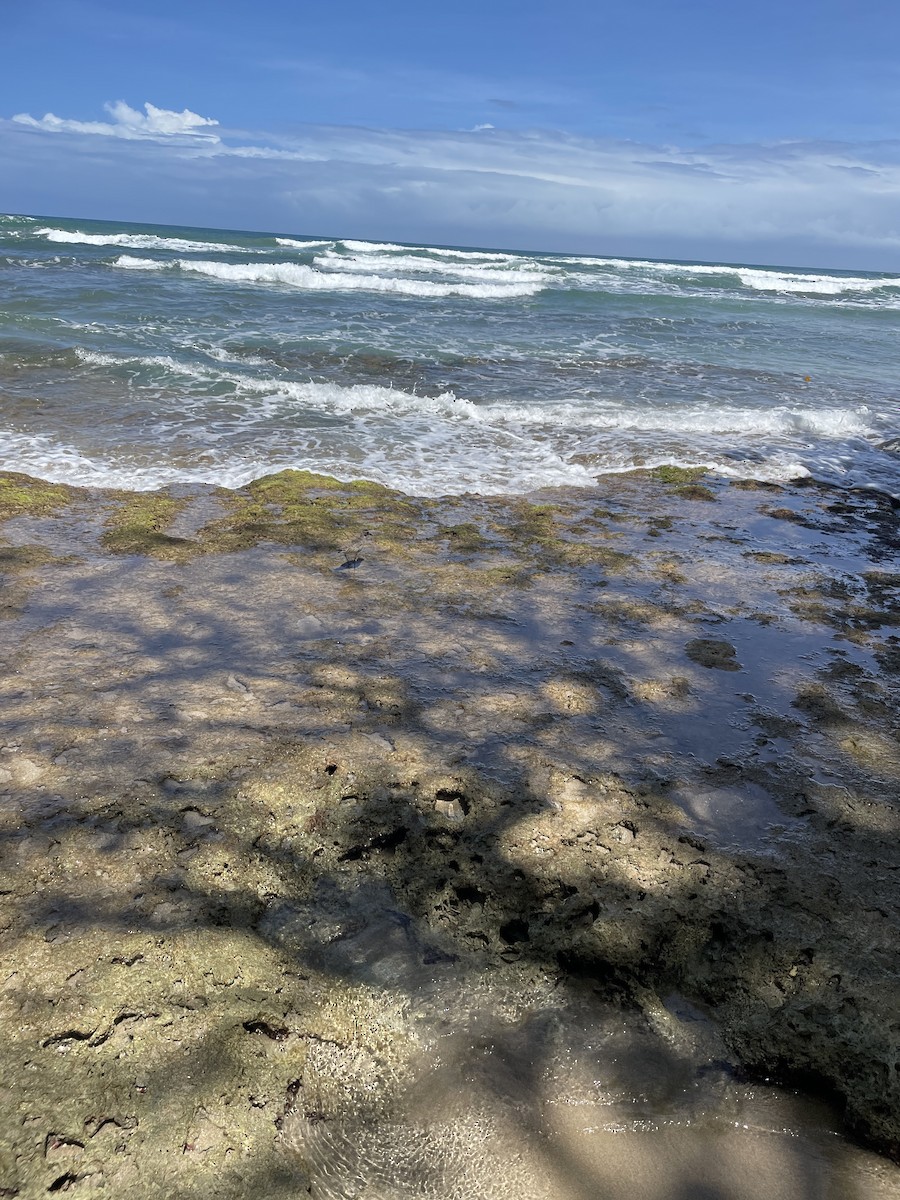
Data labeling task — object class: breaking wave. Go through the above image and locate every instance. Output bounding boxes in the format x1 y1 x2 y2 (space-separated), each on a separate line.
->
275 237 336 249
551 253 899 297
111 255 544 298
312 250 554 284
35 227 258 254
71 348 874 441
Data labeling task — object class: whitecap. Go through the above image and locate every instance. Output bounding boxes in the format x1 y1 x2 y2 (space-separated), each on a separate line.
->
735 268 897 295
35 227 260 254
340 239 409 253
111 255 544 298
275 237 335 249
546 253 898 295
313 250 554 284
425 246 526 262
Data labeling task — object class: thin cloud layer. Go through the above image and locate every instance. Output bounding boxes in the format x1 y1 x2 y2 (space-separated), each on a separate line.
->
5 99 900 267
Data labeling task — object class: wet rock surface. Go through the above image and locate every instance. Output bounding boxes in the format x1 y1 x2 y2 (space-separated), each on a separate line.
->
0 469 898 1197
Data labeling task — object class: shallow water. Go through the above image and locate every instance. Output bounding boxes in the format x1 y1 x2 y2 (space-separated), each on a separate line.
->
284 899 899 1200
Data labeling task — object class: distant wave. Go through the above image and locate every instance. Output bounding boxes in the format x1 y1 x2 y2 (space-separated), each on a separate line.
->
275 237 335 249
341 239 524 263
340 239 409 253
553 253 899 296
313 249 554 284
424 246 525 262
111 255 544 298
733 268 898 295
36 227 259 254
25 228 900 300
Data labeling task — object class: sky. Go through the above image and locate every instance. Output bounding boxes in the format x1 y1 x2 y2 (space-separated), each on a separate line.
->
2 0 899 268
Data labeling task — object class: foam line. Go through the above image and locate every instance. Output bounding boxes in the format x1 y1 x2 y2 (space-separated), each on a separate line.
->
73 348 874 440
111 256 544 298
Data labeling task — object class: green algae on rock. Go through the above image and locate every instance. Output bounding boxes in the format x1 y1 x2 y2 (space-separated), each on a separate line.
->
192 470 429 561
0 471 76 521
647 465 717 501
101 491 195 557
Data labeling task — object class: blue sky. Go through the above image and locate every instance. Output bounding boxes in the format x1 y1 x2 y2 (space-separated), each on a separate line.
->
2 0 899 267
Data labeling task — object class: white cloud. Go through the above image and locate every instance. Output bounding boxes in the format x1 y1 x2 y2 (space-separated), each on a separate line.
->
5 101 900 265
12 100 219 142
107 100 219 137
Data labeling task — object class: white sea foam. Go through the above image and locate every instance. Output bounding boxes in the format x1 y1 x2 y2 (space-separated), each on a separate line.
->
340 239 528 264
734 268 896 294
275 237 335 249
203 346 273 368
549 251 896 291
72 347 875 443
0 368 886 497
35 227 260 254
551 255 734 274
425 247 525 262
23 226 900 299
74 347 219 382
0 430 179 491
113 256 168 271
15 257 67 269
557 253 899 296
75 346 477 416
0 429 600 494
487 401 875 439
0 421 846 497
340 239 409 253
351 242 526 263
111 256 544 298
313 250 554 284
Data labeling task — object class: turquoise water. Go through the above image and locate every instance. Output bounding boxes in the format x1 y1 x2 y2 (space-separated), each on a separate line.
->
1 212 898 495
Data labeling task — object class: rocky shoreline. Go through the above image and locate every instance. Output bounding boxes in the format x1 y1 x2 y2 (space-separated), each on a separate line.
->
0 467 898 1197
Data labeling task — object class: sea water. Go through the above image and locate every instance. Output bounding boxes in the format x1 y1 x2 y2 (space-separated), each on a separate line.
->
1 212 898 497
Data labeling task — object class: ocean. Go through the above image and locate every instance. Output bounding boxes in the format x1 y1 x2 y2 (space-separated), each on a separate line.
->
1 212 898 497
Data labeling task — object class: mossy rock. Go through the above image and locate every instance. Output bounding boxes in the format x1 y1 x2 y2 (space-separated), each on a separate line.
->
247 469 394 505
744 550 796 565
792 683 848 725
730 478 783 492
504 501 559 546
0 472 76 521
444 523 490 554
554 542 635 571
0 544 60 572
191 471 425 561
685 638 741 671
674 484 716 502
650 466 708 486
101 491 194 558
766 506 813 525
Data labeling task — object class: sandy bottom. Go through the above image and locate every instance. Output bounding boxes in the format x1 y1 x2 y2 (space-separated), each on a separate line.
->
284 904 898 1200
